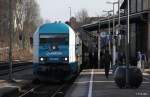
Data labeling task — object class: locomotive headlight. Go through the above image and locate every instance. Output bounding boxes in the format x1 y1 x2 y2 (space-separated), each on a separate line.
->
52 46 56 50
40 57 44 61
65 57 68 61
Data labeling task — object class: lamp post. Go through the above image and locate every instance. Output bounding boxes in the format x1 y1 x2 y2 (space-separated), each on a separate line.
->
118 0 120 32
127 0 130 60
103 10 113 55
9 0 13 80
98 20 101 69
106 0 120 67
125 0 130 87
68 7 72 26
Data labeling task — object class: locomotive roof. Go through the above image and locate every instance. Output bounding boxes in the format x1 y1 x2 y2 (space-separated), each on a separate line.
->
39 23 69 34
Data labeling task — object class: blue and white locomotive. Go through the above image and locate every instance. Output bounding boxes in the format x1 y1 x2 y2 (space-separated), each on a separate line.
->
33 22 82 81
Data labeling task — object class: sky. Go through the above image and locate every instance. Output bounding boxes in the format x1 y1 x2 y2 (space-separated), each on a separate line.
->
36 0 123 22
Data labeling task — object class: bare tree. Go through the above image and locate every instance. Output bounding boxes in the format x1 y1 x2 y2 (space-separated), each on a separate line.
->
0 0 10 46
13 0 25 48
22 0 41 48
75 8 89 25
0 0 42 49
14 0 42 48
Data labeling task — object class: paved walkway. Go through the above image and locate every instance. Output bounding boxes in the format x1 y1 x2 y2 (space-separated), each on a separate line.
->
65 69 150 97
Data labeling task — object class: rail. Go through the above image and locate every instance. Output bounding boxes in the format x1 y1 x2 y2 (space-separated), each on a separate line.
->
18 76 76 97
19 83 69 97
0 61 32 75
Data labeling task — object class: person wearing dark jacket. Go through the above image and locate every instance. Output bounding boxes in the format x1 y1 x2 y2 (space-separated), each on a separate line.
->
103 50 112 79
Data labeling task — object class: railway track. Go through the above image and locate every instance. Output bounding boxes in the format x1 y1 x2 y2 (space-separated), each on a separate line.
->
18 75 76 97
18 82 72 97
0 61 32 75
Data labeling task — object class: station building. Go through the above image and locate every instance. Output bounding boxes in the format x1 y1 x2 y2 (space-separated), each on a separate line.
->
81 0 150 68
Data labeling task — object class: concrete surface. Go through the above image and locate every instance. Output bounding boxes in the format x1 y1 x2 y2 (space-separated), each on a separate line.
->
65 69 150 97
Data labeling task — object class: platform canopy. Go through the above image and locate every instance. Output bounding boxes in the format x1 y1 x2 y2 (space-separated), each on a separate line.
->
81 11 149 32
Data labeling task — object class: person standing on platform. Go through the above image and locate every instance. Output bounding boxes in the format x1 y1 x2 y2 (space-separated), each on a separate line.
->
137 51 142 72
89 52 94 68
103 50 112 79
141 53 147 72
100 51 105 68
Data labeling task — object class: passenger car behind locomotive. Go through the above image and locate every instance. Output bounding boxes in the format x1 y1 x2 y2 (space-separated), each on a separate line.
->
33 23 82 81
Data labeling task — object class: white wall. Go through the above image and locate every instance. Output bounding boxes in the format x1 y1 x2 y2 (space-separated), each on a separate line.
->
33 28 39 63
69 27 76 63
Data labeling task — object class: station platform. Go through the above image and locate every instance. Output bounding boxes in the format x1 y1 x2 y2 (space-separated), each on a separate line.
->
0 68 33 97
65 69 150 97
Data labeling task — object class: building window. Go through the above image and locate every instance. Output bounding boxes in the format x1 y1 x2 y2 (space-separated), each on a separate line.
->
131 0 136 13
137 0 142 12
143 0 149 10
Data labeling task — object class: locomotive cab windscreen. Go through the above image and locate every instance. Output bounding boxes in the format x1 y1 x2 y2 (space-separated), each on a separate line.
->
40 35 69 45
39 34 69 53
38 34 69 63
